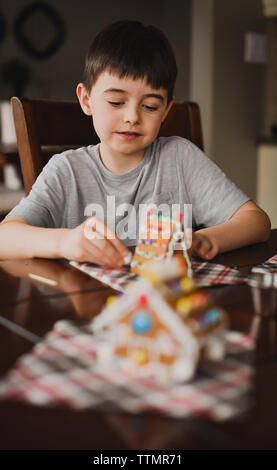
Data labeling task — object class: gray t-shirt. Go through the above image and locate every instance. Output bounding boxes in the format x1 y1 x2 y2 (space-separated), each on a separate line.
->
8 136 250 247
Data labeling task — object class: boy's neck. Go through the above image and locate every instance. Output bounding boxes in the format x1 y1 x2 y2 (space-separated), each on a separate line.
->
98 143 146 174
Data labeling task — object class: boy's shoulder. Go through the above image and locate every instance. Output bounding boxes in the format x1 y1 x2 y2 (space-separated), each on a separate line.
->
156 135 199 154
42 144 96 173
155 135 203 164
156 135 191 148
50 144 95 163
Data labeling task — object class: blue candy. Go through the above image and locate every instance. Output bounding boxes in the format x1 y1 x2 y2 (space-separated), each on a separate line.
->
198 308 220 328
131 311 153 334
206 308 220 323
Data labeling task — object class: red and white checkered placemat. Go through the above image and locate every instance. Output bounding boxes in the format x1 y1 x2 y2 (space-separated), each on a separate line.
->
252 254 277 274
0 320 254 421
70 261 136 292
70 259 247 292
192 260 247 287
70 255 277 292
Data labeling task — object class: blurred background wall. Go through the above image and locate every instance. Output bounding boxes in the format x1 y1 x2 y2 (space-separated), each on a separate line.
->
0 0 191 101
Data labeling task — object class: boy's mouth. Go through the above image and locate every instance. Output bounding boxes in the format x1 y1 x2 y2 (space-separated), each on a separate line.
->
116 131 141 138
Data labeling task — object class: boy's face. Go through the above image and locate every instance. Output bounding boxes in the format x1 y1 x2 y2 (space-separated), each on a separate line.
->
77 71 174 166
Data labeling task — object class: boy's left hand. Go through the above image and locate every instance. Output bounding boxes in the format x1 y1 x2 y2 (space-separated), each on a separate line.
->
191 231 219 260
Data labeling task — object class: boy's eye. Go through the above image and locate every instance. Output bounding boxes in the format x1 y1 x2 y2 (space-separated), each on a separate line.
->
108 101 158 111
144 105 158 112
108 101 123 107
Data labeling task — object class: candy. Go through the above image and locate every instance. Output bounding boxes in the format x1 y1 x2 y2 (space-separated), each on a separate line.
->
131 311 153 334
131 348 148 365
106 296 117 306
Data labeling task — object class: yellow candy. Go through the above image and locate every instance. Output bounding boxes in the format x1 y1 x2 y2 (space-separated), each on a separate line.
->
180 277 194 293
131 348 148 365
176 297 191 315
106 296 117 306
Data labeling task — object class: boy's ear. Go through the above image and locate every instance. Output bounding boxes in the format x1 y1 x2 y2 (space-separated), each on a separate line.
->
76 83 92 116
162 96 175 123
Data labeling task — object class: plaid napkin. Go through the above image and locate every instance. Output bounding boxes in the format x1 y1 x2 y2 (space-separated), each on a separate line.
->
0 320 254 421
192 260 246 287
70 259 247 292
251 254 277 274
70 261 136 292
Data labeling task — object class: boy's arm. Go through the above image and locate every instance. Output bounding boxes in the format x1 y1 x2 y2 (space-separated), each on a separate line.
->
0 216 68 259
0 216 129 266
192 201 271 259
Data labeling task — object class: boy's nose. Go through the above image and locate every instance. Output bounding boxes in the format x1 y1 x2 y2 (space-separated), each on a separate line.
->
123 105 140 125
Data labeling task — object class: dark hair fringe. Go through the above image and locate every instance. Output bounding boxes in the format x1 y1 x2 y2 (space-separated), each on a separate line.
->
83 20 177 103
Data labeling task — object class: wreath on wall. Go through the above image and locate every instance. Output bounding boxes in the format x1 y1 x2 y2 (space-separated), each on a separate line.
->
14 2 66 60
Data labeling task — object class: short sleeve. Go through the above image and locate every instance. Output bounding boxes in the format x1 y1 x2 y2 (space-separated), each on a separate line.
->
7 154 68 228
175 138 250 228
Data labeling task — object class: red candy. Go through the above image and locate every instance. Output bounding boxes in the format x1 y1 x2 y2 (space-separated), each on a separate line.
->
138 295 148 306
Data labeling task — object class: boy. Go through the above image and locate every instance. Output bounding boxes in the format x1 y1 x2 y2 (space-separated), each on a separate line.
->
0 20 271 266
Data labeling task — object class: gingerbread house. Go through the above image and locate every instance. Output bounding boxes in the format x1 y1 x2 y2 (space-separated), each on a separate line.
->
130 210 192 277
92 258 227 384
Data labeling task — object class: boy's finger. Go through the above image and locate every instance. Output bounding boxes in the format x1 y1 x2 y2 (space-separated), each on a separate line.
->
84 217 129 257
204 244 218 260
87 237 125 266
197 241 217 260
94 220 130 256
192 234 211 257
83 217 106 240
199 241 212 256
99 227 131 261
99 239 126 266
191 233 202 252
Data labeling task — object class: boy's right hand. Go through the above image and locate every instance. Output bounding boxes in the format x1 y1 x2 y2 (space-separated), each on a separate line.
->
59 217 130 267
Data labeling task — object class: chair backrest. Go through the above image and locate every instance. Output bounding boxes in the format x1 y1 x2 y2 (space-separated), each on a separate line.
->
11 97 204 195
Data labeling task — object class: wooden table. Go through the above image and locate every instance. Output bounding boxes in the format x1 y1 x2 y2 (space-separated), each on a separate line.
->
0 230 277 450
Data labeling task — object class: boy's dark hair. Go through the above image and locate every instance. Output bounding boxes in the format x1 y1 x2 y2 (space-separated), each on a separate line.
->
83 20 177 104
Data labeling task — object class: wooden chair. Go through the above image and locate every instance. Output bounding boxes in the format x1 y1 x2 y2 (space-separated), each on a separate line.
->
11 97 204 195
